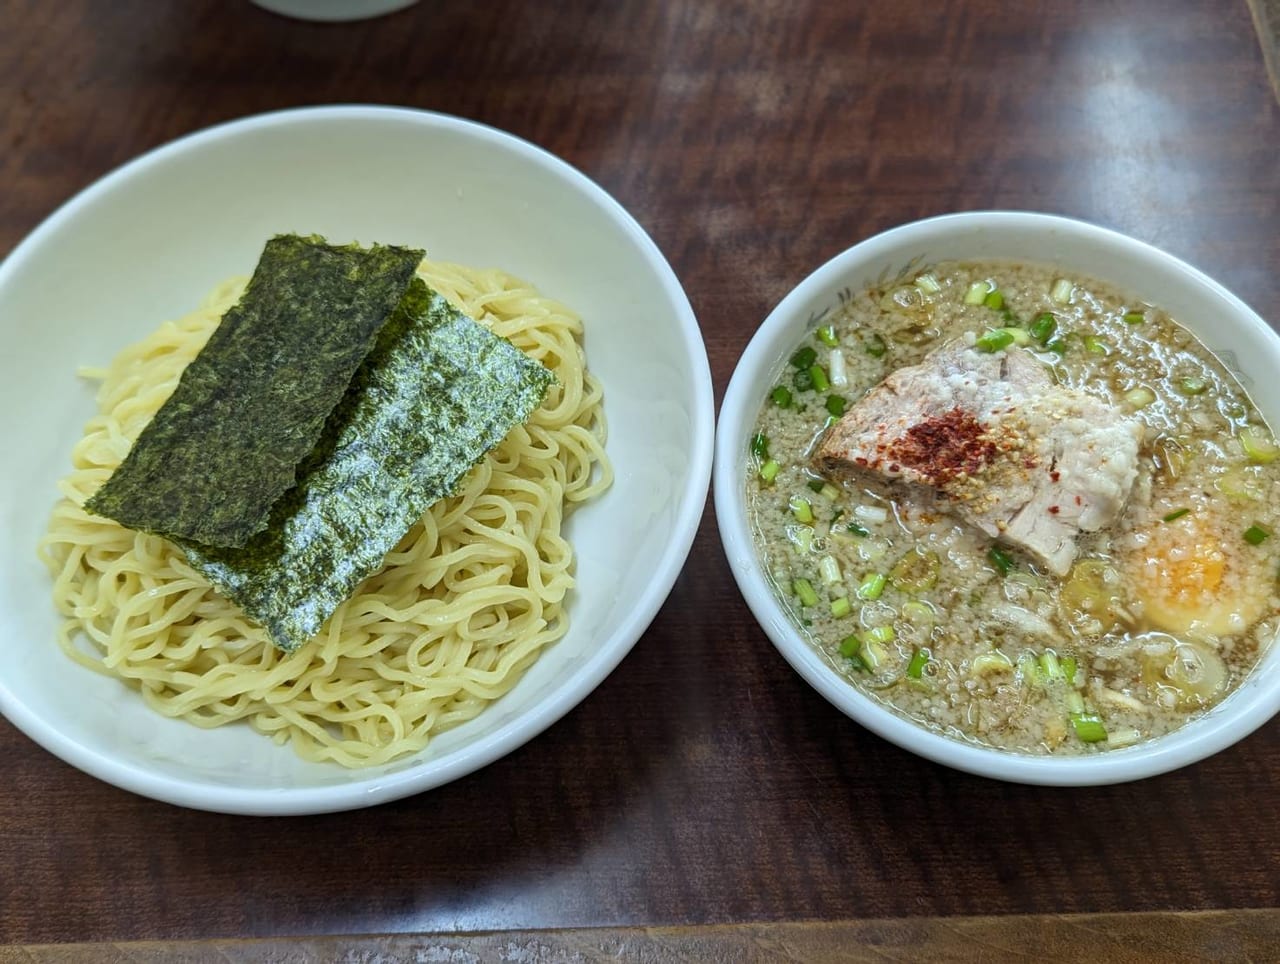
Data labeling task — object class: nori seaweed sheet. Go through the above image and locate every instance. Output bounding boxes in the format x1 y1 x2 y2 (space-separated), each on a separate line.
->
86 235 424 548
180 278 554 652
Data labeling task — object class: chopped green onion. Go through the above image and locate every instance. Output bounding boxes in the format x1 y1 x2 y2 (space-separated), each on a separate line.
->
864 333 887 358
759 459 780 483
829 349 848 388
964 280 991 305
790 497 814 524
1029 312 1057 343
1244 524 1271 546
854 504 889 524
1178 376 1208 396
1044 337 1067 356
793 367 814 391
1039 650 1063 681
1106 727 1143 748
819 555 843 585
806 479 825 493
1163 508 1190 522
1050 278 1074 304
975 327 1029 351
750 432 769 459
816 325 838 347
1070 713 1108 743
1019 650 1046 686
788 525 814 553
890 548 940 593
1240 429 1279 464
1065 690 1086 715
901 600 935 625
865 624 896 645
845 522 870 537
820 483 840 500
770 385 793 407
857 572 887 600
915 272 942 294
974 329 1016 353
1084 334 1110 356
793 578 819 607
987 545 1015 576
1007 570 1041 591
1098 688 1146 712
830 596 852 618
859 636 888 671
1123 310 1145 324
790 346 817 369
983 289 1005 310
826 395 847 417
839 634 862 658
1060 656 1078 684
1124 386 1156 408
809 365 830 392
906 647 931 679
972 650 1014 675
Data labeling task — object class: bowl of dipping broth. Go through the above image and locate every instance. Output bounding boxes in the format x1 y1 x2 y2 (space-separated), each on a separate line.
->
715 211 1280 785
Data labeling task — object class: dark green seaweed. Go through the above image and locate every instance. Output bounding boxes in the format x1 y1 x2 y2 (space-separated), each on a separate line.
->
181 278 554 652
86 235 424 548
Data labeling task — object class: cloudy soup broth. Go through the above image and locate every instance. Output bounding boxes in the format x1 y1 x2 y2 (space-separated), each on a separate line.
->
747 261 1280 754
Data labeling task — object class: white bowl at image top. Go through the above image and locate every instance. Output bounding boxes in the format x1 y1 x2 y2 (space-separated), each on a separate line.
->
714 210 1280 786
0 106 714 815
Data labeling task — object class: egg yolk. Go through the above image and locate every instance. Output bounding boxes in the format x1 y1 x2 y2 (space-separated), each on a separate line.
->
1128 518 1261 638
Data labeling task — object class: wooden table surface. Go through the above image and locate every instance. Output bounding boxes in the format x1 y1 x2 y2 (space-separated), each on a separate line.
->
2 0 1278 955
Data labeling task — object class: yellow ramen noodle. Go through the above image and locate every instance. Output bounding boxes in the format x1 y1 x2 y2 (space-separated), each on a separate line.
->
40 261 611 767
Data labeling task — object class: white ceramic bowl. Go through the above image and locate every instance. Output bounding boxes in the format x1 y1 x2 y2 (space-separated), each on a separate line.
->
0 106 713 814
715 211 1280 785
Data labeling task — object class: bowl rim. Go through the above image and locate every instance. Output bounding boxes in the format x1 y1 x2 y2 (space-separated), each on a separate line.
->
0 104 715 814
714 209 1280 786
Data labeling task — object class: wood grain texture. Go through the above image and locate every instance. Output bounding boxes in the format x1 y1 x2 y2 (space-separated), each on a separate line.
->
2 910 1278 963
2 0 1279 946
1249 0 1280 101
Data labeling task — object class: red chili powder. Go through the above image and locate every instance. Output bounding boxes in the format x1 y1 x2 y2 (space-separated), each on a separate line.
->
884 407 997 484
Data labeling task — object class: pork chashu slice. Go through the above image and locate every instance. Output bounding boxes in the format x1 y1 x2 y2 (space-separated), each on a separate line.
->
815 339 1142 576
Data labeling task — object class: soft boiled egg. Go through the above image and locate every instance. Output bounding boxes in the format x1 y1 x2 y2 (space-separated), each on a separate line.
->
1125 506 1268 639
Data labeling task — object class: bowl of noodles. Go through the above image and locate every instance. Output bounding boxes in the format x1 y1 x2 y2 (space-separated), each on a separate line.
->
0 106 712 814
